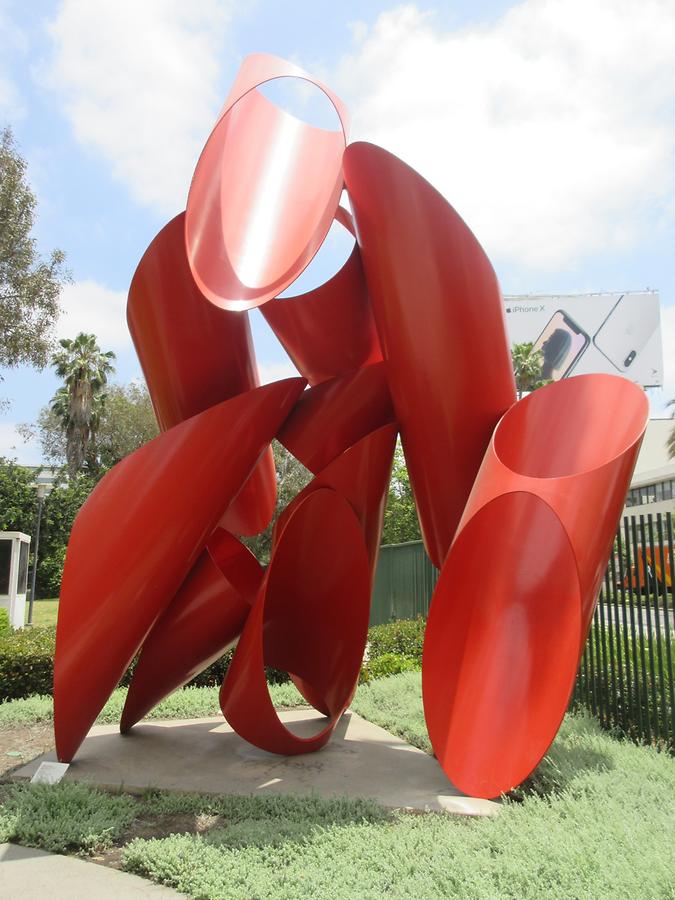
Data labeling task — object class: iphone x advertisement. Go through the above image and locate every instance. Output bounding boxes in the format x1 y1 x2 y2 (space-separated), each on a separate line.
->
504 291 663 388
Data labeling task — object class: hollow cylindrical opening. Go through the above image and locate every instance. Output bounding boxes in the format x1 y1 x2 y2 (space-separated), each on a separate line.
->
186 62 348 311
493 374 648 479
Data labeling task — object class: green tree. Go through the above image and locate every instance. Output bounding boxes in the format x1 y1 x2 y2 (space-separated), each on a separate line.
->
242 441 311 565
511 341 551 400
0 458 38 534
20 381 158 475
50 333 116 477
0 127 69 370
668 399 674 460
95 382 158 470
36 474 96 597
381 441 421 545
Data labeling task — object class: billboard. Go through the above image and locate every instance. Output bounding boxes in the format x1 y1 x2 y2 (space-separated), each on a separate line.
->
504 291 663 388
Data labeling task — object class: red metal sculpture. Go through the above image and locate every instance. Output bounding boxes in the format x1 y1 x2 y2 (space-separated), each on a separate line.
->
54 53 648 800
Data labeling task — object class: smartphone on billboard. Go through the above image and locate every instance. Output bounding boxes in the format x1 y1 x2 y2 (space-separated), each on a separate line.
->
592 294 659 372
532 310 590 380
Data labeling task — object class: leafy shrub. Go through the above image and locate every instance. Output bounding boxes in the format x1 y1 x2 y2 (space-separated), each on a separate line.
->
0 608 10 638
0 618 432 703
367 616 426 664
36 546 66 600
0 626 56 701
360 651 419 684
0 627 290 702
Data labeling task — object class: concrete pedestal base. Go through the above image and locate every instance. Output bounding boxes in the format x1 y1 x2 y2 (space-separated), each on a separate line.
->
14 710 498 817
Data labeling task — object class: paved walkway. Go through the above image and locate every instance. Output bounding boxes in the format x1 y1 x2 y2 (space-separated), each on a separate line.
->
14 711 498 816
0 843 184 899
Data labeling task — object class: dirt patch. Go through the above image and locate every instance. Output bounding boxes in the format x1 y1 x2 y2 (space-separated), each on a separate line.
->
92 811 223 869
0 723 54 777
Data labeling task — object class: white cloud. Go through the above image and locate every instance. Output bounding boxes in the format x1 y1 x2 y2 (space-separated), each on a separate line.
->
337 1 675 270
56 280 131 353
46 0 233 215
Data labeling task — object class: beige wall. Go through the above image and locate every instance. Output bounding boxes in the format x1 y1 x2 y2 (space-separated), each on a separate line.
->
623 418 675 518
632 419 673 482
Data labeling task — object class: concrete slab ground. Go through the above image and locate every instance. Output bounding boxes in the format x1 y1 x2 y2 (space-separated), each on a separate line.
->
14 710 498 816
0 842 185 899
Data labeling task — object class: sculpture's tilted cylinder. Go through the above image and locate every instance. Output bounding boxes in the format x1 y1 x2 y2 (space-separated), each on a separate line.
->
423 374 648 798
186 54 349 311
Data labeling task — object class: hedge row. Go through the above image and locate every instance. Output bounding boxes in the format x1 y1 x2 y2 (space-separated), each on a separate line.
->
0 609 10 639
0 618 427 702
367 616 425 662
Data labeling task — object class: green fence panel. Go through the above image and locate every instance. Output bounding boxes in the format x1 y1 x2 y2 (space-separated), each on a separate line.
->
370 541 438 625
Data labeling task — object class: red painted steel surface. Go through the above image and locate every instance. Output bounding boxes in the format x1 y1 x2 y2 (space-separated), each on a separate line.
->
120 530 263 731
54 379 304 762
261 236 382 385
423 374 648 797
277 363 394 473
127 212 276 536
220 489 370 753
275 424 397 578
127 213 277 534
128 214 261 430
344 142 516 569
185 54 349 311
273 425 396 714
456 374 648 638
424 492 582 799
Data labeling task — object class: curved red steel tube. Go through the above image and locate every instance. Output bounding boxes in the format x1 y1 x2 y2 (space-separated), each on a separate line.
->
127 212 276 536
274 424 397 579
54 379 304 762
261 229 382 385
277 362 394 474
185 53 349 311
344 142 516 569
423 374 648 798
121 530 263 732
220 489 370 754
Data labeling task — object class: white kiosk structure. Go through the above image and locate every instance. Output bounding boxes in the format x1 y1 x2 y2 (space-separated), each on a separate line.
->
0 532 31 629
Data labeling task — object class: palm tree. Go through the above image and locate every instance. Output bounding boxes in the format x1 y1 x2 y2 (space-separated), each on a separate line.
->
511 341 551 400
668 399 675 460
50 333 115 476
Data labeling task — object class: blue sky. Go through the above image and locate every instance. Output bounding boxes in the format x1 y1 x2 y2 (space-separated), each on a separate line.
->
1 0 674 464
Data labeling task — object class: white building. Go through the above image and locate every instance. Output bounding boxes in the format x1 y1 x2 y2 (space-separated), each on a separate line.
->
624 419 674 518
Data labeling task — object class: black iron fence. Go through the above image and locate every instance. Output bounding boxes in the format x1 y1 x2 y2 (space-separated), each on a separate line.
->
572 512 674 749
372 512 674 749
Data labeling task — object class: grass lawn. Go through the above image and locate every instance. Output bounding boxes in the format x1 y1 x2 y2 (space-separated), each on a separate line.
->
24 598 59 627
1 673 673 898
0 681 308 730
